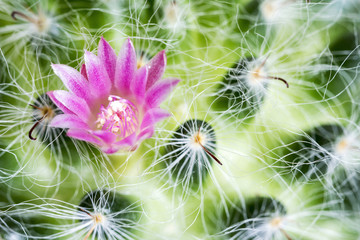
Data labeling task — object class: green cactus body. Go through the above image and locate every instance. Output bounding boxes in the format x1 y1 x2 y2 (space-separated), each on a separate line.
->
0 0 360 239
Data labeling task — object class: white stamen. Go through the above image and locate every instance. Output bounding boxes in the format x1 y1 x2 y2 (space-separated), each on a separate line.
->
96 95 138 138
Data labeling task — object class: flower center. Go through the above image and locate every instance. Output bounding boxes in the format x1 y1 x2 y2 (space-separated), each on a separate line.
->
40 106 56 122
165 1 180 25
96 95 138 138
192 131 206 148
29 100 58 141
11 10 51 34
335 138 349 154
269 217 282 228
93 213 106 224
136 51 150 69
249 65 267 85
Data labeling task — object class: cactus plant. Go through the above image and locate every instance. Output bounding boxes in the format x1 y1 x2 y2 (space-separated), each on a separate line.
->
1 0 360 239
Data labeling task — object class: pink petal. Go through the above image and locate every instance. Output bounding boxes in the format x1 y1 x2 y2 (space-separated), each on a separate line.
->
101 132 137 154
84 51 111 99
131 65 148 103
80 64 88 80
67 129 102 146
146 50 166 89
140 108 170 131
114 38 137 95
115 132 137 147
102 146 120 154
52 90 91 122
145 78 180 109
138 108 170 141
50 114 89 129
47 91 73 115
137 128 154 142
91 130 117 145
51 64 91 102
98 37 116 82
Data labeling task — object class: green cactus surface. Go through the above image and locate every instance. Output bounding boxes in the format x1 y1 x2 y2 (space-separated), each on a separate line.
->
1 0 360 239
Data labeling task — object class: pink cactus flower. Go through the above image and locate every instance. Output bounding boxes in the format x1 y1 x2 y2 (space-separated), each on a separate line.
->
47 37 180 154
